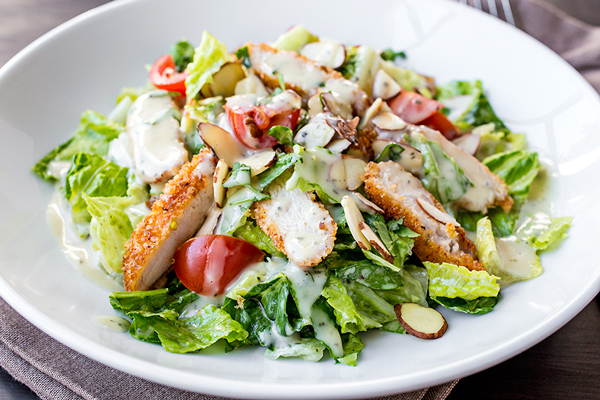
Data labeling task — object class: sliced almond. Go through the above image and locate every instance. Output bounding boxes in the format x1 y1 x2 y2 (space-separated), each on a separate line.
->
201 62 246 98
452 133 481 156
372 69 402 100
307 93 325 117
341 195 371 251
416 197 460 227
372 112 407 131
196 206 223 236
295 115 336 149
213 159 229 208
300 41 346 69
394 302 448 340
320 92 353 121
326 138 352 153
358 221 394 263
329 159 347 190
326 116 359 145
235 73 268 97
238 150 277 176
341 155 368 191
353 192 384 214
198 122 248 167
358 98 383 130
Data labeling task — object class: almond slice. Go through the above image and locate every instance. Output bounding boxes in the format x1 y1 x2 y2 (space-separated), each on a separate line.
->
358 221 394 264
213 159 229 208
300 41 346 69
358 98 383 130
196 206 223 236
372 69 402 100
353 192 384 214
326 139 352 153
394 302 448 340
452 132 481 156
342 155 368 191
416 198 460 227
238 150 277 176
341 195 371 251
371 112 407 131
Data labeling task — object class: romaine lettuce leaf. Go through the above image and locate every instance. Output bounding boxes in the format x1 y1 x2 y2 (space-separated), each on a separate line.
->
474 124 526 161
430 294 501 315
436 80 507 131
321 276 381 333
337 333 364 366
272 25 319 52
515 213 573 251
408 133 472 205
424 261 500 300
65 153 129 236
169 39 195 72
32 111 124 181
483 150 541 203
232 219 285 257
475 217 542 282
185 31 231 100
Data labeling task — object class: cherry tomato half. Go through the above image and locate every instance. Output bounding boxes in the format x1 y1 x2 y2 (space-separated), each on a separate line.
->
173 235 264 296
421 111 460 140
387 90 443 124
149 54 189 95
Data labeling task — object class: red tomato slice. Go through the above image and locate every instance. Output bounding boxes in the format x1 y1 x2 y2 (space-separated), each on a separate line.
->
421 111 460 140
387 90 443 124
225 105 297 149
149 54 189 95
173 235 265 296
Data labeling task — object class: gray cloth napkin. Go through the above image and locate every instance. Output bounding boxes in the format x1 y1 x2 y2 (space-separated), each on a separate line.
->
1 0 598 399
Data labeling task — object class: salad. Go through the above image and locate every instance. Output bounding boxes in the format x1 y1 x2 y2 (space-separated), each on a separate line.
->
32 26 573 365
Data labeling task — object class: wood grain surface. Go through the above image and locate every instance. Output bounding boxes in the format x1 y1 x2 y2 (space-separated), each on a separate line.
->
1 1 599 399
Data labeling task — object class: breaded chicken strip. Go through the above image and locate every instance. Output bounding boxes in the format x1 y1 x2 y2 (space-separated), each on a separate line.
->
375 124 513 213
245 43 370 116
252 179 337 268
123 149 216 291
364 161 483 271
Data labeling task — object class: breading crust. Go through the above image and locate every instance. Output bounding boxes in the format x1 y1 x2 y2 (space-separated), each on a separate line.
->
123 149 216 291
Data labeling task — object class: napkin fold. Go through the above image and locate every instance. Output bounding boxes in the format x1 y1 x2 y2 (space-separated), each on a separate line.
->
1 0 599 399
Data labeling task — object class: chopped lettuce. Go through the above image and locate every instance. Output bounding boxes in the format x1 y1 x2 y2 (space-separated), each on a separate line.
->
474 124 527 161
476 217 542 282
65 153 129 236
431 295 501 315
272 25 319 52
185 31 231 100
322 276 380 333
233 219 285 257
32 111 124 181
267 126 294 147
483 150 541 203
515 213 573 251
408 133 472 205
169 39 195 72
424 261 500 300
436 80 506 131
379 59 434 96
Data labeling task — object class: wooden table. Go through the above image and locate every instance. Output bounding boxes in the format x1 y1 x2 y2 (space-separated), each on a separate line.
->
1 1 599 399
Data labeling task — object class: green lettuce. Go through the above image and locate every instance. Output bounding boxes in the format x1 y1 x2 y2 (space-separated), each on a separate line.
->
431 295 501 315
169 39 195 72
32 111 124 181
475 217 542 282
379 59 434 96
424 261 500 300
484 150 541 203
515 214 573 251
110 283 247 353
408 133 472 205
233 219 285 257
474 124 526 161
65 153 129 236
272 25 319 52
185 31 231 100
436 80 507 131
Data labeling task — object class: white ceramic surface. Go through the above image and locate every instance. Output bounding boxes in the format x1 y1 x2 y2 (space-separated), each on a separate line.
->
1 0 599 398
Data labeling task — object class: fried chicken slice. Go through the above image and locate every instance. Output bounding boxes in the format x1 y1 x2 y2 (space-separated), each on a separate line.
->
245 43 370 116
364 161 483 271
123 149 216 291
252 179 337 268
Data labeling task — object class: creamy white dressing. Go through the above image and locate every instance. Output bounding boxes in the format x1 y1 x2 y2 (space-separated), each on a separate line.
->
46 189 124 291
127 91 188 184
283 261 327 321
495 236 540 280
107 132 134 169
234 74 269 97
294 113 336 149
259 51 327 90
46 160 72 180
93 315 131 332
265 90 302 113
310 306 343 358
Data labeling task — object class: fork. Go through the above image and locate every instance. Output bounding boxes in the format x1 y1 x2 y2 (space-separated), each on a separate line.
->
458 0 516 26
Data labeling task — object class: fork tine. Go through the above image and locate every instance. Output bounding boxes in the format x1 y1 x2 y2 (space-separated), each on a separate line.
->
473 0 482 10
486 0 498 17
459 0 468 4
500 0 516 26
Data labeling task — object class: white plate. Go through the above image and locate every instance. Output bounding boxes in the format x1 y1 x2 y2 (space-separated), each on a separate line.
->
1 0 599 398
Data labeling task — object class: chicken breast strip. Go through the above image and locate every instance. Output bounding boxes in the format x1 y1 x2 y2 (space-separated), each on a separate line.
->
364 161 483 271
245 43 370 116
375 123 513 213
252 179 337 268
123 149 216 291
